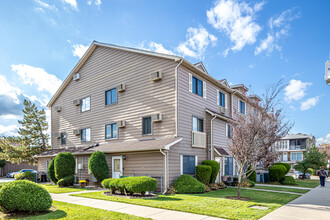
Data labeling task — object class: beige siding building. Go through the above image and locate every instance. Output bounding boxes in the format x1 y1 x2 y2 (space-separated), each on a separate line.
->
37 41 261 192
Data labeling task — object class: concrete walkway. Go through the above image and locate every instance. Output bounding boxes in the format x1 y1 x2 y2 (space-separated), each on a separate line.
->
261 180 330 220
51 192 225 220
241 187 303 195
255 184 311 190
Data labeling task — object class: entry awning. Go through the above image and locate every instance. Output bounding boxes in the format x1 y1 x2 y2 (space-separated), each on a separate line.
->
214 146 230 156
36 137 182 158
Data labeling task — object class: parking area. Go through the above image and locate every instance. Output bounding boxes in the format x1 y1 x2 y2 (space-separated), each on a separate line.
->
0 177 15 183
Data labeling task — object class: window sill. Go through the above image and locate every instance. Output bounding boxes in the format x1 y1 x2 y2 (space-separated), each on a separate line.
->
105 137 118 141
105 102 118 107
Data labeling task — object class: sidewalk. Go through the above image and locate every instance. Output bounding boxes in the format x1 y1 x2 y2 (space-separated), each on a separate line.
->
51 191 225 220
255 184 311 190
261 180 330 220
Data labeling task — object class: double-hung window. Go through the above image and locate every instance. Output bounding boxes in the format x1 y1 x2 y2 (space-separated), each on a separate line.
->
224 157 233 175
60 132 66 145
142 116 152 135
192 76 203 97
226 124 231 139
105 88 117 105
81 128 91 142
239 100 245 114
105 123 117 139
81 97 90 112
192 116 203 132
182 155 196 174
291 152 303 161
219 91 225 107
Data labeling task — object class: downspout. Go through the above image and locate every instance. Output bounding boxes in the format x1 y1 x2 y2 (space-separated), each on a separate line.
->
175 59 184 137
160 149 167 194
210 115 217 160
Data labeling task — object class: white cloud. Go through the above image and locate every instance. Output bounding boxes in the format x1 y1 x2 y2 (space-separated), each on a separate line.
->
34 0 57 11
11 64 62 95
95 0 101 6
255 8 300 55
72 44 89 58
176 26 217 59
0 114 21 120
63 0 78 10
300 96 319 111
139 41 174 55
207 0 263 54
317 133 330 145
248 64 255 69
284 79 312 102
0 124 19 136
0 75 21 104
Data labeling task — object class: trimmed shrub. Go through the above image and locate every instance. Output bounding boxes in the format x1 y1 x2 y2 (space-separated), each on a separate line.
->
101 178 111 189
269 165 287 182
125 177 157 195
275 162 291 174
173 175 206 194
0 180 52 213
57 175 74 187
195 165 212 185
242 180 255 187
0 183 8 190
14 171 35 182
201 160 220 184
48 158 58 184
280 176 296 185
54 152 75 180
248 170 256 182
89 151 109 183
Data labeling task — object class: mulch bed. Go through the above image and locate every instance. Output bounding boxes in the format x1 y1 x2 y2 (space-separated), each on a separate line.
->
103 191 158 199
225 196 252 201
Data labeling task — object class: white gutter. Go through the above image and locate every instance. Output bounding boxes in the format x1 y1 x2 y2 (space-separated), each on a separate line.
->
175 59 183 137
160 149 167 194
210 115 217 160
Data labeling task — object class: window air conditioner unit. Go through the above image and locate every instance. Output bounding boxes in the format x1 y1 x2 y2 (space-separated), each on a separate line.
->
117 83 126 92
73 129 81 135
151 71 162 81
152 113 162 122
117 120 126 128
73 99 81 106
54 132 61 139
219 106 226 115
54 106 62 112
73 73 80 81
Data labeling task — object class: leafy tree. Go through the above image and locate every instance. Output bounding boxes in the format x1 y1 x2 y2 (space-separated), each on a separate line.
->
0 100 49 164
294 145 328 178
89 151 109 182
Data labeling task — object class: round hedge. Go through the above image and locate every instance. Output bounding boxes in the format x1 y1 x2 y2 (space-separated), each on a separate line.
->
275 162 291 174
280 176 296 185
88 151 109 183
173 175 206 194
57 175 74 187
48 158 58 184
54 152 75 180
201 160 220 184
125 177 157 195
269 165 287 182
15 171 35 182
195 165 212 185
0 180 52 213
248 170 257 182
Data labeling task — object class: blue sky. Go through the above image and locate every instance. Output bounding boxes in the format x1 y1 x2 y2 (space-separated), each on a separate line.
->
0 0 329 144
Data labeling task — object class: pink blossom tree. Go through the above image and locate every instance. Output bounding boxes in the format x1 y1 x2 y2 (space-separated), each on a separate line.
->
228 80 292 199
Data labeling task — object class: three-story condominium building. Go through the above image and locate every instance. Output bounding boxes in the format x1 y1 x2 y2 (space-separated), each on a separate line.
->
275 133 316 171
36 41 261 192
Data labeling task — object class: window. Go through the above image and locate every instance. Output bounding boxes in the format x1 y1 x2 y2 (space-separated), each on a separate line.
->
183 155 196 174
192 76 203 97
60 132 66 145
105 123 117 139
291 152 303 161
192 116 203 132
105 88 117 105
224 157 233 175
226 124 231 139
81 97 90 112
81 128 91 142
239 100 245 114
142 117 152 135
289 139 306 147
219 91 225 107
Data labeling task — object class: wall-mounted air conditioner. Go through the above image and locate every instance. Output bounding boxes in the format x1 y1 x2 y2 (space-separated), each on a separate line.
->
219 106 226 115
73 99 81 106
54 106 62 112
73 129 81 135
151 71 162 81
78 164 83 170
117 120 126 128
117 83 126 92
152 113 162 122
73 73 80 81
54 133 61 139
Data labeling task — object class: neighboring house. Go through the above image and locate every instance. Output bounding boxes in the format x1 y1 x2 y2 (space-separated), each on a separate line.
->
318 144 330 169
275 133 316 171
36 41 261 192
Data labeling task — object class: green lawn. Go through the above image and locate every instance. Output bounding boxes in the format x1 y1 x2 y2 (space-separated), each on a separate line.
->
252 186 310 194
72 188 299 220
41 184 93 194
1 201 147 219
294 179 320 188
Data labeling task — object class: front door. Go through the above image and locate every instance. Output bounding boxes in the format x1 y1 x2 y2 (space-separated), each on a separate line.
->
283 153 288 161
112 156 123 178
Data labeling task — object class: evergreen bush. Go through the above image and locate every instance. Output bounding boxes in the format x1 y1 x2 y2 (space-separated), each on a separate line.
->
88 151 109 183
201 160 220 184
195 165 212 185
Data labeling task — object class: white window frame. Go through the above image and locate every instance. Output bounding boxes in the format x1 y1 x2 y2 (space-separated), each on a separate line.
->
81 96 91 112
180 155 198 175
189 73 206 99
81 128 91 142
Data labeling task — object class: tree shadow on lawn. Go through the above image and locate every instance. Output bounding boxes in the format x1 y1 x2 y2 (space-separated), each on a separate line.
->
3 209 67 219
183 188 300 205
